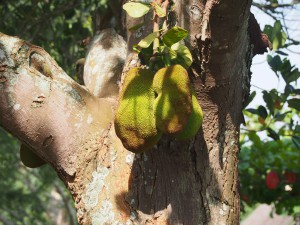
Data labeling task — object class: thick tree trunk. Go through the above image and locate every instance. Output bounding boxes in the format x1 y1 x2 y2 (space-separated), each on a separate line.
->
0 0 252 224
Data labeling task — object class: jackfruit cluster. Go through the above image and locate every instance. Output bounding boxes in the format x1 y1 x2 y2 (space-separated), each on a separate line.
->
114 68 162 153
114 65 203 153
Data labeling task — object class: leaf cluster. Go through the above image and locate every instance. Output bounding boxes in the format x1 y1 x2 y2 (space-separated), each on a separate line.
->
0 128 76 225
123 1 193 70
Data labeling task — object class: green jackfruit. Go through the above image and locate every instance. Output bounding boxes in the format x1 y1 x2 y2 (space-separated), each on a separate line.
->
175 91 203 140
20 144 46 168
114 67 162 153
153 65 192 134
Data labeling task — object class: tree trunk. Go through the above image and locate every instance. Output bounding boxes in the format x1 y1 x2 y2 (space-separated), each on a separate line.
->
0 0 252 224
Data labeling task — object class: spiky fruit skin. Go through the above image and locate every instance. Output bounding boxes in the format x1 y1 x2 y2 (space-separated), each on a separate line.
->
114 68 162 153
153 65 192 134
20 144 46 168
175 92 203 140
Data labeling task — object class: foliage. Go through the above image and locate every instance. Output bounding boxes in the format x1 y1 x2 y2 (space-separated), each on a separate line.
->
0 0 107 77
0 128 77 225
240 1 300 217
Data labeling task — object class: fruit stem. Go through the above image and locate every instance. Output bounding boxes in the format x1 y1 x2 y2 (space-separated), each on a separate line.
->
153 0 163 54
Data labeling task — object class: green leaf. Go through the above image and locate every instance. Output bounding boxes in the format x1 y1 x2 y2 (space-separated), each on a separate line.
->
137 32 158 49
267 55 281 73
287 98 300 111
263 91 275 115
264 25 274 41
275 50 288 56
123 2 151 18
248 131 262 148
162 26 188 47
274 111 291 121
133 44 141 53
286 68 300 84
245 108 257 114
128 22 145 31
243 91 256 108
292 136 300 150
284 84 294 96
267 128 280 141
264 21 287 51
258 105 268 119
170 43 193 67
152 2 165 17
138 43 155 65
273 21 287 50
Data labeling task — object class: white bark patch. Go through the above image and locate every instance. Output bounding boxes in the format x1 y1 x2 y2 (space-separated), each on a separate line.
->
34 77 51 94
110 145 117 163
7 90 16 107
130 212 137 220
13 104 20 110
130 59 137 65
0 49 5 61
135 27 144 38
219 203 229 216
54 81 82 102
125 153 134 165
91 200 117 225
83 167 109 211
222 203 229 212
87 114 93 124
187 5 202 21
219 208 225 215
0 35 18 67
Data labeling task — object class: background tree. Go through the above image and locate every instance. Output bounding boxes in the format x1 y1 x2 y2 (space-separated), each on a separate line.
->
239 0 300 220
0 0 299 225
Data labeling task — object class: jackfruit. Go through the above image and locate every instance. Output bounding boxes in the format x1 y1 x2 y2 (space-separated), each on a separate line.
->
153 65 192 134
114 67 162 153
20 144 46 168
175 91 203 140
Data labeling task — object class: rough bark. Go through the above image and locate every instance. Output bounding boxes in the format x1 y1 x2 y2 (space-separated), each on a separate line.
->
124 0 252 224
0 0 253 224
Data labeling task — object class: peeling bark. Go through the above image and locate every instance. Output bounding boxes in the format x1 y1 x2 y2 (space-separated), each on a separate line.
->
0 0 254 224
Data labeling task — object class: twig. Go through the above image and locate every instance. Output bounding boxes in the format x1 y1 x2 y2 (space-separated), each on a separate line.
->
252 2 296 10
55 183 77 225
162 0 169 30
0 213 14 225
286 47 300 54
251 84 267 91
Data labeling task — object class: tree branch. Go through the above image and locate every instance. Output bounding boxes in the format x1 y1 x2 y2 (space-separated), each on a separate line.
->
0 213 14 225
0 32 114 180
